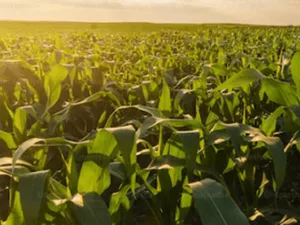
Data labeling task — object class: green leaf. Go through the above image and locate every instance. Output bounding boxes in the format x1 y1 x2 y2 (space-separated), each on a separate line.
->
147 155 185 170
173 89 193 114
0 166 31 177
78 130 116 194
291 51 300 92
70 193 111 225
158 79 172 114
48 177 68 200
178 181 193 224
215 69 265 91
208 122 286 191
13 107 28 143
261 78 299 106
160 133 185 187
44 64 69 112
66 152 79 196
0 157 32 168
188 178 250 225
109 185 131 215
12 137 88 174
14 82 21 101
0 130 16 149
261 106 285 136
107 125 136 167
12 138 44 174
19 170 49 225
108 125 137 193
137 116 205 138
196 163 224 179
20 106 38 121
105 104 163 128
177 130 200 174
244 135 286 192
3 189 24 225
70 91 121 107
108 162 126 181
78 161 111 195
210 63 229 77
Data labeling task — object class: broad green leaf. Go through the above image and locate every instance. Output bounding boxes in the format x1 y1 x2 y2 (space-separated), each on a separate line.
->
71 193 111 225
291 51 300 92
244 135 286 192
177 130 200 174
223 123 243 156
13 107 27 143
261 78 299 106
207 122 259 154
19 170 49 225
108 125 137 193
208 122 286 191
78 130 116 194
90 130 118 156
157 131 200 184
178 179 193 224
188 178 250 225
78 161 111 195
0 130 16 149
215 69 265 91
107 125 137 168
44 64 68 112
161 134 185 187
158 79 171 114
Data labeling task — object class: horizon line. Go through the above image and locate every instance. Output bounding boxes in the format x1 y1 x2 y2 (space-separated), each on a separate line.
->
0 19 298 27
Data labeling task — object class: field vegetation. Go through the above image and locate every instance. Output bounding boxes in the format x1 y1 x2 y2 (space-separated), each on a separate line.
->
0 21 300 225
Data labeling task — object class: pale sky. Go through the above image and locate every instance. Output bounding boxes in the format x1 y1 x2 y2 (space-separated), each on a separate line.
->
0 0 299 25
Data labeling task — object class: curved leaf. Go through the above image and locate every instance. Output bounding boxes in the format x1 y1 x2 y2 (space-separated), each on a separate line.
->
261 106 285 136
215 69 265 91
187 178 250 225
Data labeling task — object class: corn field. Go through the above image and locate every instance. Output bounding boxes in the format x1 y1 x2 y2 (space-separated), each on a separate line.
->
1 23 300 225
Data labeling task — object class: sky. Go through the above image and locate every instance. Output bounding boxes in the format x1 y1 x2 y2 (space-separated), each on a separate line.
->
0 0 299 25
